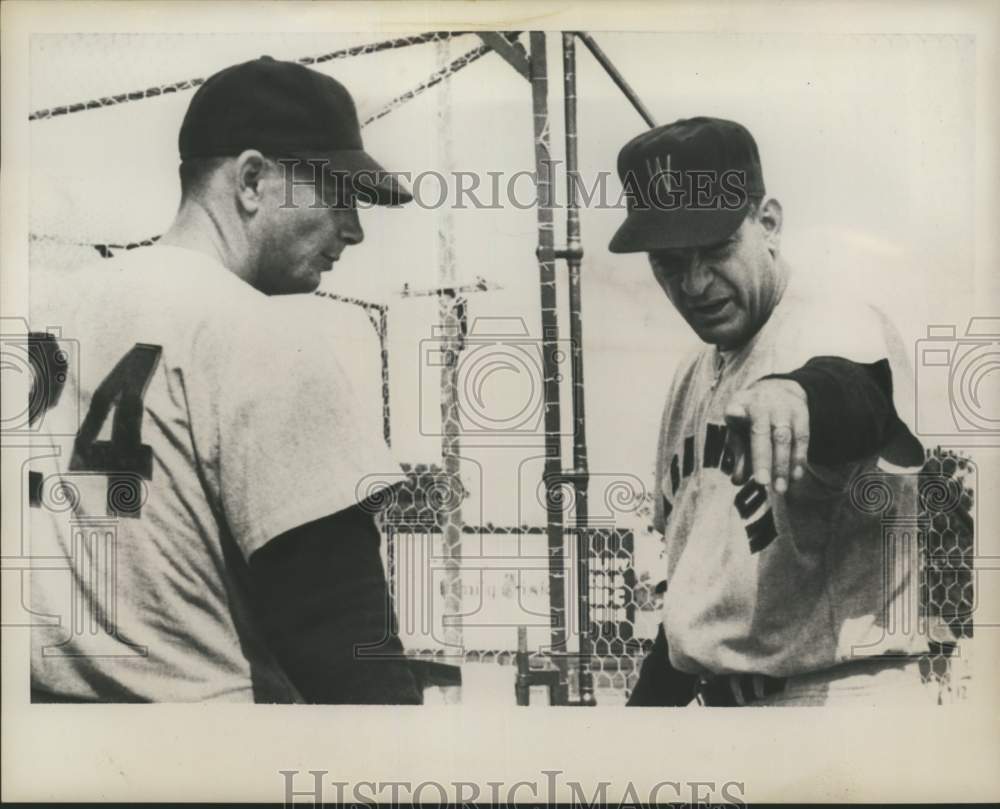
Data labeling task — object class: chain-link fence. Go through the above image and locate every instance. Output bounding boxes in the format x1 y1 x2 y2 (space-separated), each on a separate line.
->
917 449 975 702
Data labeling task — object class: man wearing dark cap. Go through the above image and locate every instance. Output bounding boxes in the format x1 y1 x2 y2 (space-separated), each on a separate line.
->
614 118 936 706
29 57 420 703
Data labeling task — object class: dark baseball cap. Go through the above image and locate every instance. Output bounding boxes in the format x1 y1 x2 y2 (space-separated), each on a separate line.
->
179 56 412 206
608 117 764 253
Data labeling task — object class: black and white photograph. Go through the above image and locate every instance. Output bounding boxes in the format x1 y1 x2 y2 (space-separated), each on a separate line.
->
2 0 998 804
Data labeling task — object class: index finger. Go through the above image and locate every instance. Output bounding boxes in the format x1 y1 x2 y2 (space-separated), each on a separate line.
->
724 422 750 485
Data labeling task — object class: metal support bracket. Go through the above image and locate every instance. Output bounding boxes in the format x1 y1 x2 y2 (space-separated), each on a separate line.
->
477 32 531 81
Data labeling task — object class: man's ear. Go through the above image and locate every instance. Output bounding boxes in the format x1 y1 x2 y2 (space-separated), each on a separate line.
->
758 197 783 256
234 150 268 214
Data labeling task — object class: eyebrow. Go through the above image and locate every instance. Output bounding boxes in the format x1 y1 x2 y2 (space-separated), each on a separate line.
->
653 234 737 261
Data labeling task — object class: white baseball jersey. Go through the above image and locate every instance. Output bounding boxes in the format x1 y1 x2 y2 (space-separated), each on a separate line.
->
28 245 399 702
654 278 928 677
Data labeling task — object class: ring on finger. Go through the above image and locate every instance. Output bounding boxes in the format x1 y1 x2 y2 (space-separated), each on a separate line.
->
772 423 793 440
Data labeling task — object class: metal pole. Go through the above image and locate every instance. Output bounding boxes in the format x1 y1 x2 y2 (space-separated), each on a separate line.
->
377 306 391 445
529 30 568 705
436 37 464 685
575 32 658 129
561 32 595 707
515 626 531 706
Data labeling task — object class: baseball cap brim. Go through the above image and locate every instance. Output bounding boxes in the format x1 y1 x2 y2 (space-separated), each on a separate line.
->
289 148 413 206
608 202 751 254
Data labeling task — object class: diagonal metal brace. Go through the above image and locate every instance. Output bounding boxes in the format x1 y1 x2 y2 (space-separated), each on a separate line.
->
575 31 658 128
477 32 531 81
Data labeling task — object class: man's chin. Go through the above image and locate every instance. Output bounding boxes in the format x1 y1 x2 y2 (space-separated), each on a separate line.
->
690 319 746 349
287 271 323 295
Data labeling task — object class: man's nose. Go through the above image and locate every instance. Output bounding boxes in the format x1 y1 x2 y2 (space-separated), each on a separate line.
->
680 254 713 297
336 208 364 246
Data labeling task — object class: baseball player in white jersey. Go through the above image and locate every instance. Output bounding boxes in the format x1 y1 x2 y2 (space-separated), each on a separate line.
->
610 118 936 706
28 57 420 703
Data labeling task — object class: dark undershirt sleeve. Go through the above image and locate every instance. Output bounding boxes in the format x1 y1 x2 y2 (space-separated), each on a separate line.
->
248 503 421 705
764 356 905 467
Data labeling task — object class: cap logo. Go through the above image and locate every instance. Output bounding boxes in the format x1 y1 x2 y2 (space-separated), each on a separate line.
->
644 153 674 193
626 161 748 212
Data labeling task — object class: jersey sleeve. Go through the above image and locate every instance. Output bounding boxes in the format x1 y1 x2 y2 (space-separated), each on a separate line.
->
194 304 400 560
769 291 924 471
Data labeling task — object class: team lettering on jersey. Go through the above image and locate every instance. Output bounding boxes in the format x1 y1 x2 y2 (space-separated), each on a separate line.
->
662 422 778 554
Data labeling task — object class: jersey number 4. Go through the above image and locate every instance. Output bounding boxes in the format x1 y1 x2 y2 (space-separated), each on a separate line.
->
31 340 162 519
